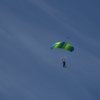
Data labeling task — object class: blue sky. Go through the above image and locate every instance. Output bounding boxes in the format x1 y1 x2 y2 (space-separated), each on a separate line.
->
0 0 100 100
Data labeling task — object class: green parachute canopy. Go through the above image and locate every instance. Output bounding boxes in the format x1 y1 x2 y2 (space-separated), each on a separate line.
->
51 41 74 52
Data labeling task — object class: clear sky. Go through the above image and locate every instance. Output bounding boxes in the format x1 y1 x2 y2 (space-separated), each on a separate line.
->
0 0 100 100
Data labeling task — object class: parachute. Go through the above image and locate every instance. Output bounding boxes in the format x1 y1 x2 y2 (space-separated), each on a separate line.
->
51 41 74 52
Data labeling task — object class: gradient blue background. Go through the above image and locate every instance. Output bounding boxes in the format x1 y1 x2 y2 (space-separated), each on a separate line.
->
0 0 100 100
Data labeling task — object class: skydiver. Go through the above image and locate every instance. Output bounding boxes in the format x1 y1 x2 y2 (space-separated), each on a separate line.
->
62 58 66 68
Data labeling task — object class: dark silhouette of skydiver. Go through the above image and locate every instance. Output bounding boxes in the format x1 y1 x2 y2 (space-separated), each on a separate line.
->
62 58 66 68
